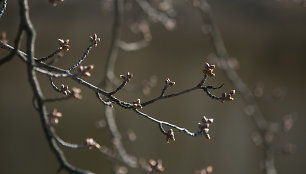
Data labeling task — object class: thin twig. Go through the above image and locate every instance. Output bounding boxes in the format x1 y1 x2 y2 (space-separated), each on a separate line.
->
69 42 95 71
0 0 7 18
44 96 71 102
36 49 61 62
136 0 175 30
134 109 204 137
140 75 225 107
49 77 62 92
96 92 113 107
109 79 128 95
54 136 87 149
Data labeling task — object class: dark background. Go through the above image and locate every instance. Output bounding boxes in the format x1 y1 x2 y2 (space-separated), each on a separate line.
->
0 0 305 173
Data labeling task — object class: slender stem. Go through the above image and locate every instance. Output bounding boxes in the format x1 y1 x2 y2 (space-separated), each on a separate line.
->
141 85 199 107
134 109 204 136
0 0 7 18
69 43 94 71
109 79 127 95
36 49 61 62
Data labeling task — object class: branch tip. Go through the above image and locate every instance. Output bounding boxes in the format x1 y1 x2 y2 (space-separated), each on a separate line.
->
58 39 70 51
89 33 101 47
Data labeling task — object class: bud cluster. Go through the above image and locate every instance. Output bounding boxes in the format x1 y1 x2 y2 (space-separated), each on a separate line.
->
49 108 62 126
148 159 165 172
198 116 214 139
58 39 70 51
59 84 82 99
194 165 213 174
164 78 175 86
89 34 101 47
60 84 70 95
221 90 235 103
78 65 94 77
120 72 133 82
133 99 142 109
203 62 216 77
166 129 175 143
85 138 101 150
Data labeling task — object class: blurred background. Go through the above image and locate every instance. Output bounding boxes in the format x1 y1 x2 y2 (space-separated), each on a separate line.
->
0 0 306 173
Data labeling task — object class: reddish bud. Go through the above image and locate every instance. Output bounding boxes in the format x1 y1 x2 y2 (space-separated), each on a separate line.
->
204 133 211 140
58 39 70 51
133 99 142 109
85 138 101 149
165 78 175 86
166 129 175 143
89 33 101 47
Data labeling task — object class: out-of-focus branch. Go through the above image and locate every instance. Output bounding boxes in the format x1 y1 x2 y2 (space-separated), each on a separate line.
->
136 0 176 30
196 0 267 130
102 0 138 168
117 20 152 52
194 0 277 174
104 0 122 83
117 39 149 51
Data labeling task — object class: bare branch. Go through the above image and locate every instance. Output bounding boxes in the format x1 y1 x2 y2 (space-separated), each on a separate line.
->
136 0 176 30
36 49 61 62
19 0 94 173
0 0 7 18
117 39 149 51
68 41 95 71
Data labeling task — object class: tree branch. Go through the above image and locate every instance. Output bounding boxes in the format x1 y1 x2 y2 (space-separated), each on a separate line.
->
19 0 94 173
0 0 7 18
